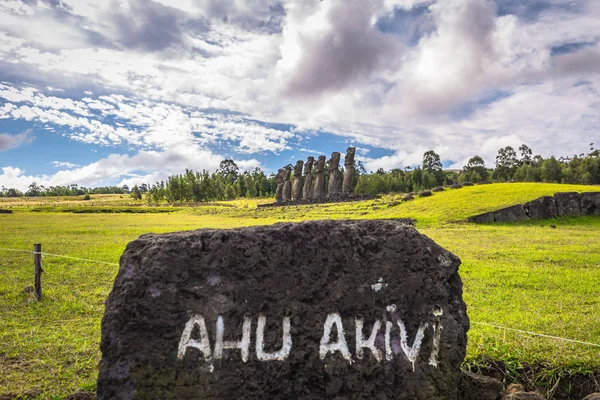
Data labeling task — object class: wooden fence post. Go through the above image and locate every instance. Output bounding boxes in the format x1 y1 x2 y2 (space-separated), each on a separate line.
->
33 243 42 301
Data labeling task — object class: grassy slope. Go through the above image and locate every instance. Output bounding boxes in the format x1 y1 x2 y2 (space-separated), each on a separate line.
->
0 182 599 397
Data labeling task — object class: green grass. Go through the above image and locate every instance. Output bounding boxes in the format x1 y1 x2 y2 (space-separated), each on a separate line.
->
1 182 599 398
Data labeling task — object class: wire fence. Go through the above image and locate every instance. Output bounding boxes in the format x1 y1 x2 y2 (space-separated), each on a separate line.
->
1 246 599 350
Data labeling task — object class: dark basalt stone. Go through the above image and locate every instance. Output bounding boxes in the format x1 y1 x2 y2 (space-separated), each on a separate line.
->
432 187 445 192
493 205 529 223
554 192 581 217
419 190 432 197
467 212 495 224
523 196 557 220
98 220 468 400
580 192 600 216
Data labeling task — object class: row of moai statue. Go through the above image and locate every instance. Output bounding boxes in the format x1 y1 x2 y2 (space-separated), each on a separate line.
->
275 147 356 203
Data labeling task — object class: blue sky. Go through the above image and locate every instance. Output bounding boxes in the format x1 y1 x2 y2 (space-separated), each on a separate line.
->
0 0 599 190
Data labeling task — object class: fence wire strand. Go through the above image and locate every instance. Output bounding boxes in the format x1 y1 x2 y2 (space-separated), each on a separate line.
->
1 247 600 348
0 247 119 266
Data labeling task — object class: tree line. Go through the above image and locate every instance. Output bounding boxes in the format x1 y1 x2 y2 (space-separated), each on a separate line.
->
1 144 598 201
354 143 600 195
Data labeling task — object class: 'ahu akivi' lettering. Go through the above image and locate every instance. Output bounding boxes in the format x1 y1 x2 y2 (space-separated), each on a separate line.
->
177 307 444 371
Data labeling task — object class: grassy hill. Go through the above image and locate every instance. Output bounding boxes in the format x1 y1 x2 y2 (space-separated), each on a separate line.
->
1 182 599 398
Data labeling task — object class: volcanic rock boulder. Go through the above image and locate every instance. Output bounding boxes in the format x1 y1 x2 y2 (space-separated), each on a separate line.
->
493 205 529 223
467 212 495 224
581 192 600 215
524 196 557 220
554 192 581 217
98 220 469 400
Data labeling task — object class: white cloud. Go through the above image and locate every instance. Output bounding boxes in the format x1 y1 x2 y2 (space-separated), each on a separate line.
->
0 0 599 186
0 144 262 191
51 161 80 169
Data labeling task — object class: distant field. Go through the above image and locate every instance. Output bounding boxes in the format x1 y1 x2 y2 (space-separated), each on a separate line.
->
1 182 599 398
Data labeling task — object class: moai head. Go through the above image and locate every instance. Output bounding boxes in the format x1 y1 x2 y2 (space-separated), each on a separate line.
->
276 168 284 183
345 147 356 166
327 152 341 170
284 169 291 181
304 157 315 175
294 160 304 176
314 156 326 172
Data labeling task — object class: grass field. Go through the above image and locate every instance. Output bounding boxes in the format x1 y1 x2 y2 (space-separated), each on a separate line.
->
1 182 600 398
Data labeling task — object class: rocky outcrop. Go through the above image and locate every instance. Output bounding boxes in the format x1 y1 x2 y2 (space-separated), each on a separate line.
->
493 205 529 223
469 191 600 223
467 211 495 224
554 192 581 217
523 196 557 220
580 192 600 215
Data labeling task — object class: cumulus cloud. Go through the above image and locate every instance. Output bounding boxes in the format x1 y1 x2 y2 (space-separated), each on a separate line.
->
0 129 33 151
1 0 600 187
0 144 262 191
277 0 403 96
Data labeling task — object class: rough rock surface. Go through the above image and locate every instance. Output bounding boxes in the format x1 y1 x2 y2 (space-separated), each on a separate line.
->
0 209 12 214
462 182 474 186
554 192 581 217
493 205 529 223
581 192 600 216
451 184 463 189
467 212 495 224
458 370 503 400
432 187 445 192
419 190 432 197
524 196 557 220
402 194 415 201
98 220 469 400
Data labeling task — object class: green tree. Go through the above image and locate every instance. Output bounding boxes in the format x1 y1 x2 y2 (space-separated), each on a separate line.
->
541 157 562 183
493 146 518 181
422 150 444 185
130 185 142 200
462 155 488 181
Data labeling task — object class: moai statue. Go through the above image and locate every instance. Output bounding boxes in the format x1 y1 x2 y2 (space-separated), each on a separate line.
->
275 169 284 203
313 156 326 198
342 147 356 194
302 157 315 199
327 152 342 195
282 169 292 202
292 160 304 201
